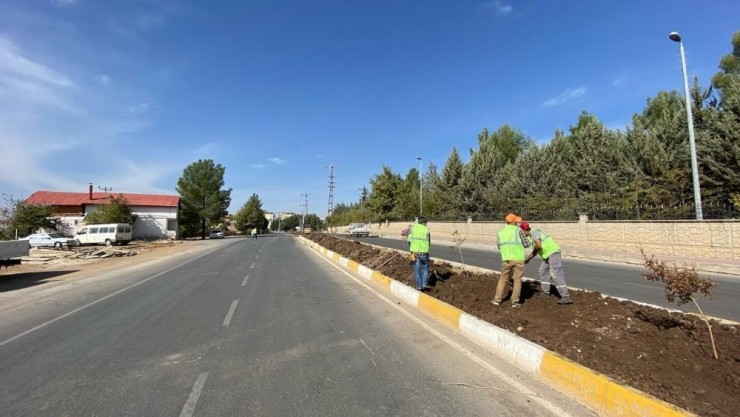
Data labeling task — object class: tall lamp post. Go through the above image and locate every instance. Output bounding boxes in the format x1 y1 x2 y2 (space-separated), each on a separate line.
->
301 192 311 232
416 156 423 216
669 31 703 220
358 188 364 220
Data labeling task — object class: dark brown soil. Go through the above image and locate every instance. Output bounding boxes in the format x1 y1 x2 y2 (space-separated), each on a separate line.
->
306 233 740 417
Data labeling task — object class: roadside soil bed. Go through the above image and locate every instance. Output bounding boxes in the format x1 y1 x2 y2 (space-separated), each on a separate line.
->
306 233 739 417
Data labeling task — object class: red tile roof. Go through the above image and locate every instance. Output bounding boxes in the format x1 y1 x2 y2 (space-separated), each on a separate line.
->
25 191 180 208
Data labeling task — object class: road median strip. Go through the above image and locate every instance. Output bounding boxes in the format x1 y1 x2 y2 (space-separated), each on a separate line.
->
301 236 696 417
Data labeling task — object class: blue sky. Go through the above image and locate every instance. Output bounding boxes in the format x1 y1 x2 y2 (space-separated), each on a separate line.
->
1 1 738 216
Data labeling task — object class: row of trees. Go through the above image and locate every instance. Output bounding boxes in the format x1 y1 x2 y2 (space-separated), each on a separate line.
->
330 32 740 224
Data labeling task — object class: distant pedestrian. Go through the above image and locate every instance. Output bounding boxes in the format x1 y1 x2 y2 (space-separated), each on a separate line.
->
251 228 258 239
407 216 431 291
520 222 573 305
492 213 529 308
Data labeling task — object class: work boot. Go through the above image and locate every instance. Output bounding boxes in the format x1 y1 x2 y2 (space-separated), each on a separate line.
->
557 296 573 305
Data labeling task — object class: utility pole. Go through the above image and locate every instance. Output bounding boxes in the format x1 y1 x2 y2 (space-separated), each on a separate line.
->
326 164 338 218
301 192 311 233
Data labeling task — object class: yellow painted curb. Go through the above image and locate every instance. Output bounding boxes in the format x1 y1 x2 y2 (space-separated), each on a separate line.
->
418 294 462 329
539 352 696 417
346 259 359 271
371 271 392 291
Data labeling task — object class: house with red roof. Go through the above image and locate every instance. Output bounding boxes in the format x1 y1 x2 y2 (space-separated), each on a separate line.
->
24 184 180 240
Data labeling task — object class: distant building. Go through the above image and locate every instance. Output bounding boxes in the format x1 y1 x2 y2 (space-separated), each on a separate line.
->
24 185 180 239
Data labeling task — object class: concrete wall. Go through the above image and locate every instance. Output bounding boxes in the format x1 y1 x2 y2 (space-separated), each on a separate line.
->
369 217 740 262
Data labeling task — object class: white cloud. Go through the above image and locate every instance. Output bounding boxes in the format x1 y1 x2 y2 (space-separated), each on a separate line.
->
99 74 111 84
542 87 586 107
0 76 81 113
0 38 74 87
485 1 513 16
269 157 286 165
612 75 627 86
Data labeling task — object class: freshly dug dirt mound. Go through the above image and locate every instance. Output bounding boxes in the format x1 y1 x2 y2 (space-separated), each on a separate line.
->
307 234 739 417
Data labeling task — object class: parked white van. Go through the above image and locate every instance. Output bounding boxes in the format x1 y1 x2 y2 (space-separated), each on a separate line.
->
75 223 133 246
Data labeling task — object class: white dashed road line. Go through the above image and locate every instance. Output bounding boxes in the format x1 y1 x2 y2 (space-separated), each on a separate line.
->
222 300 239 326
241 275 249 286
179 372 209 417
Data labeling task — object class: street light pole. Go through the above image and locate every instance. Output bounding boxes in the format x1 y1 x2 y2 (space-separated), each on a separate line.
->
669 31 703 220
358 188 363 220
416 156 423 216
301 192 311 232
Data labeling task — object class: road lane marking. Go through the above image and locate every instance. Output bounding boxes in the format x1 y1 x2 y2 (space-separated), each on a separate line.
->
241 275 249 286
179 372 209 417
250 262 255 269
255 254 259 259
623 282 660 289
314 251 576 417
223 300 239 326
0 252 212 347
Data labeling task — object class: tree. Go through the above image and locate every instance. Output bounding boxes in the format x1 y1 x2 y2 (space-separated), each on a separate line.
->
642 250 719 359
432 148 464 220
459 125 532 217
233 194 268 233
711 31 740 103
83 195 134 225
176 159 232 239
625 93 693 212
366 165 403 221
1 193 61 239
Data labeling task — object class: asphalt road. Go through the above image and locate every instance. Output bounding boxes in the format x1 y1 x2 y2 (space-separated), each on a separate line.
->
361 236 740 322
0 235 594 417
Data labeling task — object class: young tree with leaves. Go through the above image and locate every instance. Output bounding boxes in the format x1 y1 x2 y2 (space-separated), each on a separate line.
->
233 193 268 233
1 194 61 239
176 159 232 239
83 195 135 225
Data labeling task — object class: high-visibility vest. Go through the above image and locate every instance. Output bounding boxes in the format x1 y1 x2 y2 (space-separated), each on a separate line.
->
498 224 525 261
408 224 430 253
535 230 560 259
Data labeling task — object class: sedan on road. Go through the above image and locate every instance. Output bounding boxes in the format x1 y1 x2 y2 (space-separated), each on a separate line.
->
209 229 225 239
20 233 79 249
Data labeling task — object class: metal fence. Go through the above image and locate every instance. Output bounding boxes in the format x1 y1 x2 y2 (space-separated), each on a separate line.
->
424 204 737 222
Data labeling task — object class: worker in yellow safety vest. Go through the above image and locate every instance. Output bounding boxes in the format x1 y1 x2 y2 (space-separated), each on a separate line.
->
520 222 573 305
492 213 529 308
407 216 431 291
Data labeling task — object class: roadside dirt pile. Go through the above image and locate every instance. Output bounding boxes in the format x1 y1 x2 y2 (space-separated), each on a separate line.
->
307 233 739 417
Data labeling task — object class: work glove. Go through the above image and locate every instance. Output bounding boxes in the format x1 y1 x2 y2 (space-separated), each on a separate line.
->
408 253 416 264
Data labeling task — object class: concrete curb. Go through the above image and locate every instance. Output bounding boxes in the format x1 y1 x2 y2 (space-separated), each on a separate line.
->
302 237 696 417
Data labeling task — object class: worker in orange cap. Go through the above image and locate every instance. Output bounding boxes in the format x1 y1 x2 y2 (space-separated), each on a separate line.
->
492 213 529 308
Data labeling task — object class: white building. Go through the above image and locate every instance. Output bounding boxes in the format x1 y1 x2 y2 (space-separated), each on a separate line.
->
25 186 180 240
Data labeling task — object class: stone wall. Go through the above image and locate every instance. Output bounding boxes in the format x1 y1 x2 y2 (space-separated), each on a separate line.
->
368 218 740 262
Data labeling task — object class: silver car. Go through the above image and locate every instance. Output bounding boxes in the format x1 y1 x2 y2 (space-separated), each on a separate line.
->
209 229 225 239
20 233 79 249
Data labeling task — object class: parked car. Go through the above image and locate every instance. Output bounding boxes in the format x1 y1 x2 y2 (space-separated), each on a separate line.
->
20 233 79 249
209 229 225 239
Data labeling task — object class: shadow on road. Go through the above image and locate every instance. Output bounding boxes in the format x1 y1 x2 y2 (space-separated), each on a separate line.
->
0 270 80 292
